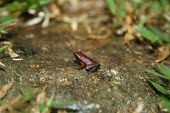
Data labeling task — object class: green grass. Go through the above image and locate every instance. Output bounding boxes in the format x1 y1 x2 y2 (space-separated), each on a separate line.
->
137 27 170 45
105 0 170 45
147 64 170 112
105 0 126 27
150 27 170 44
0 45 7 53
0 0 54 18
105 0 170 19
0 16 13 68
19 89 36 103
39 92 75 113
106 0 116 15
2 0 52 13
0 16 15 34
137 27 159 43
0 90 75 112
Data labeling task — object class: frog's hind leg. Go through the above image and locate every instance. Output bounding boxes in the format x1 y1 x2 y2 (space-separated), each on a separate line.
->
85 64 100 72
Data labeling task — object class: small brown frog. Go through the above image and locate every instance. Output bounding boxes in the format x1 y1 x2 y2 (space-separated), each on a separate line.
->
74 51 100 72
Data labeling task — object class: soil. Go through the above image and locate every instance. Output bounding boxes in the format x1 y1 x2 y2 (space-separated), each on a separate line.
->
0 1 167 113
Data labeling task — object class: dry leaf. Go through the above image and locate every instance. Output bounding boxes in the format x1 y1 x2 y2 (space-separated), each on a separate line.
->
36 91 46 104
0 61 6 67
0 95 22 112
6 46 19 58
125 2 133 14
24 16 44 27
1 41 19 58
88 27 112 39
2 21 17 34
116 2 142 45
126 14 132 25
12 58 24 61
48 3 61 17
133 102 144 113
70 0 79 11
0 83 13 100
156 46 170 62
116 27 127 35
32 87 46 113
41 14 50 28
122 33 135 45
63 14 87 31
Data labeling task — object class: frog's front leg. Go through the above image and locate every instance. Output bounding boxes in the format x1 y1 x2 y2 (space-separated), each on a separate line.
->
77 61 85 70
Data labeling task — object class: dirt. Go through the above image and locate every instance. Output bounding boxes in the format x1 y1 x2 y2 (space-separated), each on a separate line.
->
0 1 166 113
0 23 162 113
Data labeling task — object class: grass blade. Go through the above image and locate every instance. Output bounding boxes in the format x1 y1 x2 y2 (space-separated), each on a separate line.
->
4 2 26 12
106 0 116 15
147 79 168 94
139 16 149 27
46 92 55 107
157 64 170 77
146 69 170 80
0 18 15 28
41 92 55 113
19 90 36 103
0 46 7 53
0 30 8 34
150 27 170 43
119 2 126 19
0 100 7 104
160 95 170 112
160 0 169 8
137 27 159 43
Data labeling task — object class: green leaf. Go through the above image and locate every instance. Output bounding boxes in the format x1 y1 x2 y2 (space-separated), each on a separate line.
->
119 2 126 19
0 46 7 53
147 69 170 80
157 64 170 78
150 27 170 44
29 0 52 10
106 0 116 15
160 95 170 112
137 27 159 43
0 18 15 28
39 0 52 6
0 16 15 22
0 100 7 104
112 23 121 28
41 92 55 113
27 0 36 5
39 104 46 112
147 79 168 94
4 1 26 12
139 16 149 27
19 90 36 103
46 92 55 106
0 30 8 34
160 0 169 8
151 1 163 14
